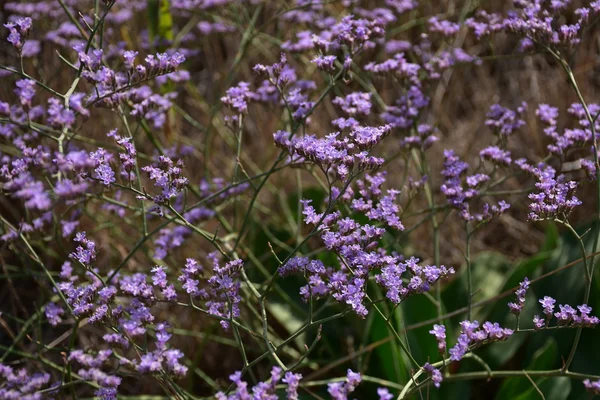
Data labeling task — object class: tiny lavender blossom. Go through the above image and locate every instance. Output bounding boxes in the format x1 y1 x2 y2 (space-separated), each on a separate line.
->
508 278 530 315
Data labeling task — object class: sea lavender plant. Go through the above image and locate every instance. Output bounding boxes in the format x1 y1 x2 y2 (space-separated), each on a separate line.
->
2 1 600 399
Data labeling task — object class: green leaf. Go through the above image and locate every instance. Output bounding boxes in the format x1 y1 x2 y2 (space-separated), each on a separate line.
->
368 310 405 383
494 337 557 400
539 377 571 400
367 283 407 383
441 251 511 324
147 0 174 45
483 224 560 369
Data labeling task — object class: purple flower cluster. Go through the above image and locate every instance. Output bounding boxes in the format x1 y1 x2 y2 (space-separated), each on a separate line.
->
350 172 404 230
584 378 600 395
428 17 461 37
533 297 599 330
399 124 439 151
333 92 373 117
467 0 600 47
74 46 186 127
141 155 189 205
4 16 32 52
528 165 581 221
216 367 289 400
328 369 362 400
68 349 121 399
3 0 600 398
423 362 443 388
216 367 390 399
485 103 526 136
480 146 512 166
250 54 320 122
537 102 600 156
441 150 510 222
40 231 193 398
429 324 446 354
0 363 55 400
274 128 386 180
178 254 244 329
508 278 530 315
280 171 453 316
445 320 514 362
376 256 455 306
221 81 256 115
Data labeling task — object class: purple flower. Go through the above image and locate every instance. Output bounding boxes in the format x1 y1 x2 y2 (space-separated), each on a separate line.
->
528 166 581 221
533 315 545 330
217 366 286 399
44 302 64 326
333 92 372 116
95 387 117 400
221 81 256 114
90 148 115 186
584 379 600 395
103 333 129 348
55 179 89 198
151 266 168 288
485 103 526 136
69 231 97 266
22 40 40 57
449 319 513 361
328 369 362 400
536 104 559 125
312 55 337 72
508 277 530 315
378 387 394 400
555 304 577 324
539 296 556 316
5 17 32 51
123 50 138 69
15 79 36 111
281 30 315 53
428 16 460 36
141 156 188 204
480 146 512 166
429 324 446 353
283 371 302 400
423 363 443 388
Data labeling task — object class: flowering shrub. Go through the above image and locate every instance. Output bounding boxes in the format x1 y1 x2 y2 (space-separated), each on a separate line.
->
2 0 600 399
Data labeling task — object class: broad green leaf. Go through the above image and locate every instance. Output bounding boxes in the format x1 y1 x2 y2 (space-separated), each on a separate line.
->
539 377 571 400
495 337 557 399
367 283 407 383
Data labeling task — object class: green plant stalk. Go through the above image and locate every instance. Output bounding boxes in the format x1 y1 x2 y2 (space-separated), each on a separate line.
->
466 224 473 320
548 46 600 371
560 221 591 371
397 356 600 400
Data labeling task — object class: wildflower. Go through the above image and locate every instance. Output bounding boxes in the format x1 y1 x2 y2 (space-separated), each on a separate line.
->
429 324 447 353
485 103 526 136
528 166 581 221
508 277 530 315
584 379 600 395
448 320 513 361
4 17 32 51
14 79 36 111
332 92 372 116
423 363 443 388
